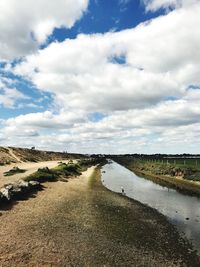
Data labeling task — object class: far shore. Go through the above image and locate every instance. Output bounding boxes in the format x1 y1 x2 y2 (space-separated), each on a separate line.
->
130 168 200 196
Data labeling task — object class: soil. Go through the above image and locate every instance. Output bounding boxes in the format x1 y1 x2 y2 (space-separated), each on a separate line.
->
0 167 199 267
0 160 70 188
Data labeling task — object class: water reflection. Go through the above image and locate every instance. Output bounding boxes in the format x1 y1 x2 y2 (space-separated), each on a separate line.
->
101 161 200 253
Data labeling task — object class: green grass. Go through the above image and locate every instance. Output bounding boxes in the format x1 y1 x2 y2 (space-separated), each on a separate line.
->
23 158 107 184
140 158 200 168
24 157 38 162
4 166 27 176
123 159 200 182
24 160 96 183
113 156 200 195
24 167 56 182
53 162 82 176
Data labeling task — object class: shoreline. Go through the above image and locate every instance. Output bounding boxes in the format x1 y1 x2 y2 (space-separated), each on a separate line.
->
133 168 200 196
113 160 200 196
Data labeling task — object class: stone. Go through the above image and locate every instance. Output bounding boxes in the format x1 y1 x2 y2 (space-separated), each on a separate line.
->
0 187 12 201
28 180 41 189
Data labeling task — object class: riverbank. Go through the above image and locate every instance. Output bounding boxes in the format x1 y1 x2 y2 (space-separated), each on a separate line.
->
113 157 200 196
0 165 199 266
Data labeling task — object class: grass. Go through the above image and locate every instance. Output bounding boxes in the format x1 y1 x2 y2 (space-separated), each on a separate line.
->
24 167 56 182
3 166 27 176
24 158 104 183
88 165 100 188
125 158 200 181
156 158 200 168
53 162 82 176
113 156 200 196
23 157 38 162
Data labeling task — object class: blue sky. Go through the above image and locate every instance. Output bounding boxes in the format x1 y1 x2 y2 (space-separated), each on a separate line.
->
0 0 163 117
53 0 164 40
0 0 200 153
0 0 164 118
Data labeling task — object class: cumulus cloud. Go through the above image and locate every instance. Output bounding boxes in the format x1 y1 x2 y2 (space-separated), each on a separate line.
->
2 88 200 153
0 0 88 60
13 3 200 113
5 110 86 129
142 0 198 11
1 1 200 153
0 79 27 108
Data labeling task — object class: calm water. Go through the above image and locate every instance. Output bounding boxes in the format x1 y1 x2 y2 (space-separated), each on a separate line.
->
101 161 200 254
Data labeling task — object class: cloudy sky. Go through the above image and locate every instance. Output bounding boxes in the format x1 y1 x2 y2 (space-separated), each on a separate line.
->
0 0 200 154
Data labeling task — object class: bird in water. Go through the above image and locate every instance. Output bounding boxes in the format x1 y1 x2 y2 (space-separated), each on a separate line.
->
121 187 125 195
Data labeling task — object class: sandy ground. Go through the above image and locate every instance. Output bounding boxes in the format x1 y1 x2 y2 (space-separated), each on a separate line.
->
0 167 199 267
0 160 70 188
6 148 22 163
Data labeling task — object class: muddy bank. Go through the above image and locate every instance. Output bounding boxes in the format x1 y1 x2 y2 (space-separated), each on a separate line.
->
0 167 199 266
112 157 200 196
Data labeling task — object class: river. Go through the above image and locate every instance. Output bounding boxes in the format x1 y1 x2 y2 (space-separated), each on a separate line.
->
101 161 200 254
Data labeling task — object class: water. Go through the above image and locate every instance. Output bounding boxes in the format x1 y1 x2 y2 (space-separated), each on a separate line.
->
101 161 200 253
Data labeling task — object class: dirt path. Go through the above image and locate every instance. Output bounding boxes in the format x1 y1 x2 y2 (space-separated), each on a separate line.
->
0 160 70 187
0 167 199 267
7 147 22 163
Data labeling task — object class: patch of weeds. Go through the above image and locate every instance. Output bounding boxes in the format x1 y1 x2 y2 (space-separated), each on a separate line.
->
4 167 27 176
24 158 107 184
53 163 82 176
24 157 38 162
185 172 200 182
24 167 57 183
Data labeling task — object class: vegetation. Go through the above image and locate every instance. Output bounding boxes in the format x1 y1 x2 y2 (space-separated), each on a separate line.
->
24 167 56 182
112 156 200 196
53 162 82 176
24 157 106 183
112 156 200 181
4 166 27 176
10 146 85 162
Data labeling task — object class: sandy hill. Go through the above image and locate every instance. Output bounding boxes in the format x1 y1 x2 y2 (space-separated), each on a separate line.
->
0 146 84 165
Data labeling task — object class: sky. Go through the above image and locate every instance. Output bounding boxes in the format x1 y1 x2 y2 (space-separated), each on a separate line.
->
0 0 200 154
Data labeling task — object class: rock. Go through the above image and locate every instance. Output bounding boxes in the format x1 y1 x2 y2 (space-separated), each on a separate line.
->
0 187 12 201
5 184 14 190
18 180 29 188
15 180 30 195
12 187 25 200
28 180 41 189
0 179 41 204
0 191 8 202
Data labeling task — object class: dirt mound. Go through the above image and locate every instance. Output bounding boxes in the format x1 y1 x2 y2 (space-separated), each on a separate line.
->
0 147 18 165
0 146 85 165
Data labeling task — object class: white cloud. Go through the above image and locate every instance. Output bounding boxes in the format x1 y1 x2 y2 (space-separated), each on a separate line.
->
142 0 198 12
2 88 200 153
13 3 200 113
0 0 89 60
0 79 27 108
5 110 86 129
1 1 200 153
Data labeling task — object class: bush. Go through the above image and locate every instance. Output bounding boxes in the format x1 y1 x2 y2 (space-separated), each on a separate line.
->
53 163 82 176
4 166 27 176
25 167 57 182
